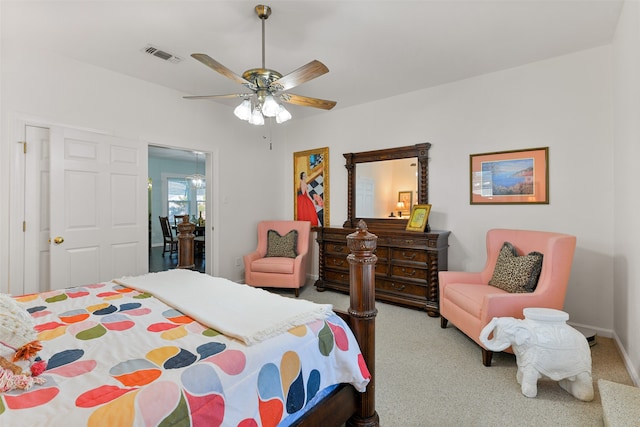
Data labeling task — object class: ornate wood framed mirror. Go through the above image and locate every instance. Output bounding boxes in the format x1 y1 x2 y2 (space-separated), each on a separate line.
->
343 143 431 230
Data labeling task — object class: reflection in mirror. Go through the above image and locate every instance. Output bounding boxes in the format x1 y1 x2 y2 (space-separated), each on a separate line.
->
356 159 417 218
344 143 430 230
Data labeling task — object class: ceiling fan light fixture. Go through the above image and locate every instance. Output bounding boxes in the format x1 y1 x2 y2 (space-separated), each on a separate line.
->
249 107 265 126
186 4 335 126
262 95 279 117
275 104 292 124
234 99 252 120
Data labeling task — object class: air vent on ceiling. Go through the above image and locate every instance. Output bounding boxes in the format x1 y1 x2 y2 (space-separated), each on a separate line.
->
142 45 183 64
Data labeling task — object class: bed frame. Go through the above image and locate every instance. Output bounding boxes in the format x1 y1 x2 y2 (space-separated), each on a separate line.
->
177 219 379 426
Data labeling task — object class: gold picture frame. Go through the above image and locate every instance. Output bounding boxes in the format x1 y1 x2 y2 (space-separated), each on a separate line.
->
405 204 431 232
293 147 329 227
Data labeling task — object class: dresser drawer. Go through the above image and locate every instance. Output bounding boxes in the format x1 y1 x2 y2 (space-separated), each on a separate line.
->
325 269 350 285
325 254 349 270
327 242 389 259
390 248 429 264
390 265 428 281
326 257 389 275
373 246 389 262
386 237 428 248
374 263 389 276
376 278 427 299
325 242 348 255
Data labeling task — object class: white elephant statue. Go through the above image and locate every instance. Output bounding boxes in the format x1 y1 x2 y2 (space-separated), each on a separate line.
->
479 308 594 401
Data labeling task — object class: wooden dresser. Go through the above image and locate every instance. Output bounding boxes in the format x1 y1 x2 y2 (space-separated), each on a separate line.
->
315 226 450 317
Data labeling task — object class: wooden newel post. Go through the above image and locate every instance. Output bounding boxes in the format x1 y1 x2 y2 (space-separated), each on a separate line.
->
177 216 195 270
346 220 379 427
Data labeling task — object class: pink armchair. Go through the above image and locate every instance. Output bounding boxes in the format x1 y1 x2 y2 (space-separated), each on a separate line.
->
439 229 577 366
243 220 311 297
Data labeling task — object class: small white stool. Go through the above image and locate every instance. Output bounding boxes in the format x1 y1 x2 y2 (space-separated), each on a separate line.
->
523 308 596 346
574 326 597 346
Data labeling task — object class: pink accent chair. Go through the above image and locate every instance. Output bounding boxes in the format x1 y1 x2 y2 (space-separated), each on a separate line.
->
439 229 577 366
243 220 311 297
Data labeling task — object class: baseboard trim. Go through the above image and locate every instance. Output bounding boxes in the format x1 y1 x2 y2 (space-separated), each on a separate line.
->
613 332 640 386
568 322 638 386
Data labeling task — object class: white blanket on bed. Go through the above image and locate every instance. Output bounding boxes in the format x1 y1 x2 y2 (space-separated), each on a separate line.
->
114 269 333 345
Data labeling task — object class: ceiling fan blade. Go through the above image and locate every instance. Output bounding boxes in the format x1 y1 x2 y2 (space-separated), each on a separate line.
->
279 93 337 110
270 60 329 92
191 53 252 86
183 93 253 100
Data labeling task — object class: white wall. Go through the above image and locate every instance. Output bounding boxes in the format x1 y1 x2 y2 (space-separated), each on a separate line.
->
613 1 640 384
0 42 289 287
285 46 615 335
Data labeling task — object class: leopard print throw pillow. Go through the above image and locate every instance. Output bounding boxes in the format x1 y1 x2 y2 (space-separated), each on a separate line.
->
265 229 298 258
488 242 544 293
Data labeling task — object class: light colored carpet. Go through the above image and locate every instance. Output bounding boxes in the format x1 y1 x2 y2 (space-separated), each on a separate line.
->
294 284 635 427
599 379 640 427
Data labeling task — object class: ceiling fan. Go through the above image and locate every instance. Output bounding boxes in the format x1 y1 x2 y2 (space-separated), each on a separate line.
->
184 4 336 125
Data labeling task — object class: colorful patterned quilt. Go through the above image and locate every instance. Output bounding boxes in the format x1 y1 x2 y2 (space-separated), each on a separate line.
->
0 274 370 426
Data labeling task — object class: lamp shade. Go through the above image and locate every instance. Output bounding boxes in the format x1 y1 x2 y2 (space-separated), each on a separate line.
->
262 95 279 117
275 104 292 124
249 107 265 125
233 99 252 120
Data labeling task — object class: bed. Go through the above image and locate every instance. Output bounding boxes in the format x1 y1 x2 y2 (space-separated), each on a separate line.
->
0 222 378 426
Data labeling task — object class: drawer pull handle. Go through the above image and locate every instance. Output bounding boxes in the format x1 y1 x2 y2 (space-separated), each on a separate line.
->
401 252 417 260
332 259 345 266
401 268 417 276
390 282 406 291
334 246 345 252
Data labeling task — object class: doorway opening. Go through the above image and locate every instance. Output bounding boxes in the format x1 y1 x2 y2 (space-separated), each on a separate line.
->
148 145 209 273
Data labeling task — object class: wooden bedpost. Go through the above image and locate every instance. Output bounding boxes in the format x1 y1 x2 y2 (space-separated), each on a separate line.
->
346 220 379 427
176 216 196 270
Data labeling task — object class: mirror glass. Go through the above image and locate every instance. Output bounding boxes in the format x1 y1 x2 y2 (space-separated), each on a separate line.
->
356 159 417 219
344 143 429 230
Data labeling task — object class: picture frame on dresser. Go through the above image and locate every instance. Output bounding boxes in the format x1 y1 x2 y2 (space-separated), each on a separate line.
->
406 204 431 232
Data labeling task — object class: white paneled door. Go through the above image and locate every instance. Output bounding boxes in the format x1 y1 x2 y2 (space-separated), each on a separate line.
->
23 125 51 294
356 177 375 218
48 127 148 289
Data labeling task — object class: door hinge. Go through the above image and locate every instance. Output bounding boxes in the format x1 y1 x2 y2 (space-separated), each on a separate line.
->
18 141 27 154
23 221 26 232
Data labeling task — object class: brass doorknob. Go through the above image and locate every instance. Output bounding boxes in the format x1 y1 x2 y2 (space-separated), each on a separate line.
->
53 236 64 244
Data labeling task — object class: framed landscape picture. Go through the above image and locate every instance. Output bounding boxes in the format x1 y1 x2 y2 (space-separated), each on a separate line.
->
470 147 549 205
293 147 329 227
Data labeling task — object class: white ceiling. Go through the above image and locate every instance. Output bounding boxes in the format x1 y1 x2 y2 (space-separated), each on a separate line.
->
2 1 623 120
